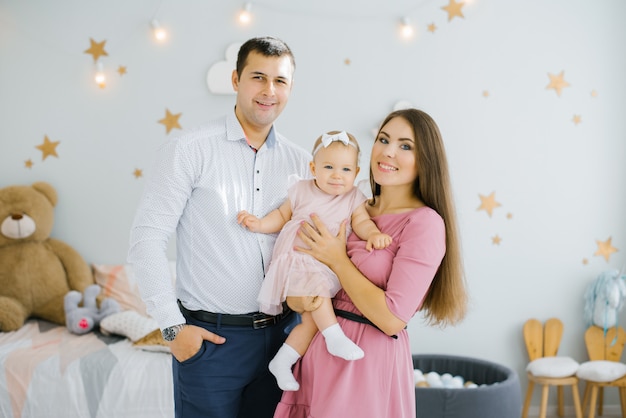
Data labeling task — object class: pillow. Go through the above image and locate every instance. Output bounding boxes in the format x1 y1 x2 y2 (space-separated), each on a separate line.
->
92 261 177 317
576 360 626 382
526 356 579 378
100 310 170 353
93 264 148 316
133 329 170 353
100 310 158 342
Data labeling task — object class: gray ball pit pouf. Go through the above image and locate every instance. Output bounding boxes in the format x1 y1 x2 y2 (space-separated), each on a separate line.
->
413 354 522 418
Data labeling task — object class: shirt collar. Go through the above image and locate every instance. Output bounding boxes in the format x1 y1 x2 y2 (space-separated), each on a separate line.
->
226 109 277 149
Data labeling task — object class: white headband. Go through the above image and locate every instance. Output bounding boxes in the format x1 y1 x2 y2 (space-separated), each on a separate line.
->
312 131 358 155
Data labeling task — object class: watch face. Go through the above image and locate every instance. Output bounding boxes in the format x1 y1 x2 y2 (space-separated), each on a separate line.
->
162 327 176 342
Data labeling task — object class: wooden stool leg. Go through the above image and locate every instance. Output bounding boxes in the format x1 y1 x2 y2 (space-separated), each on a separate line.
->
588 385 598 418
522 381 535 418
598 387 604 416
558 385 564 416
582 383 590 415
571 383 583 418
540 384 550 418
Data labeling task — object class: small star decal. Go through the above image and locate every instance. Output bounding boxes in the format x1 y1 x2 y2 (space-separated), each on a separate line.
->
441 0 465 21
506 213 513 219
117 65 127 76
546 71 571 97
477 191 502 217
582 258 589 265
35 135 60 160
24 159 34 169
84 38 108 62
492 235 502 245
572 115 582 125
158 109 182 134
344 58 351 65
427 23 437 33
594 237 618 262
591 90 598 98
133 168 143 178
482 90 490 98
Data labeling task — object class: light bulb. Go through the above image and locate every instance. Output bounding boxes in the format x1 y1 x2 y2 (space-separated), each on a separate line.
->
400 17 415 40
94 61 106 88
238 3 252 25
151 19 167 42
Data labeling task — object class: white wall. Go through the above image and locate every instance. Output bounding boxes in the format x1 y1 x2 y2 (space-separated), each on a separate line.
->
1 0 625 408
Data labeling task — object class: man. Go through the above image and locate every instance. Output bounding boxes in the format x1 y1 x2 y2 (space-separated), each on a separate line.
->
128 37 311 418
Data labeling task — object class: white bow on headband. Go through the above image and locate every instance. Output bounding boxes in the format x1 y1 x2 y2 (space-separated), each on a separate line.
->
321 131 350 147
313 131 357 155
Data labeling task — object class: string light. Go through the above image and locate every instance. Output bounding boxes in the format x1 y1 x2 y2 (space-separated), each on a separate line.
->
237 2 253 25
399 17 415 40
151 19 167 42
94 60 106 88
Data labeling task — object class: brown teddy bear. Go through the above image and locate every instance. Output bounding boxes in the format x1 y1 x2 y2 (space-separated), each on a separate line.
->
0 181 95 331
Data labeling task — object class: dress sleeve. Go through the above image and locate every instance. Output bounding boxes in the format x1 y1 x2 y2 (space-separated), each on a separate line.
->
349 188 369 214
384 209 446 323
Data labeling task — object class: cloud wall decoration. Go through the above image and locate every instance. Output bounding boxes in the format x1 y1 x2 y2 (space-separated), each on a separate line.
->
206 43 241 95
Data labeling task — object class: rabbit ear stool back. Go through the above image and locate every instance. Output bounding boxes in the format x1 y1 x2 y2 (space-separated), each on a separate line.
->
522 318 583 418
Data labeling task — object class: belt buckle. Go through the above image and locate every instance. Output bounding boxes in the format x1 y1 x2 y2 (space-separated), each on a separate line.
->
252 313 276 329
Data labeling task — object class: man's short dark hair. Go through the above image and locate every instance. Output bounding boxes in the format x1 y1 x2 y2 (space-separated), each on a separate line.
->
236 36 295 78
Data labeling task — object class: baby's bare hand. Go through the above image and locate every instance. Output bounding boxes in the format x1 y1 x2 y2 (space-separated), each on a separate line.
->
237 210 249 224
365 233 393 251
237 210 260 230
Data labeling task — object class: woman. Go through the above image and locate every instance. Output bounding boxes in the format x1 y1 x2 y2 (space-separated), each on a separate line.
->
273 108 468 418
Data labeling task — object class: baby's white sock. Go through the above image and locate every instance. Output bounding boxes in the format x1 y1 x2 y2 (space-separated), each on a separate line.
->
321 323 364 361
268 343 301 391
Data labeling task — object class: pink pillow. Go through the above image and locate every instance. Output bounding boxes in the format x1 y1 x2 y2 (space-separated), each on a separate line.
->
92 264 148 316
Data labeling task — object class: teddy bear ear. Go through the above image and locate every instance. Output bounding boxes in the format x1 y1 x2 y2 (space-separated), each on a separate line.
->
31 182 58 207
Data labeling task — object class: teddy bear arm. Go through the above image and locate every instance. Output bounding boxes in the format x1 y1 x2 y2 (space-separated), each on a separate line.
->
46 238 94 293
0 295 31 331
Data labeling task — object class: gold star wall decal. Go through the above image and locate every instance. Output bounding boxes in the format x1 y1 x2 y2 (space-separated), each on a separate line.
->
492 235 502 245
427 23 437 33
582 258 589 265
591 90 598 98
133 168 143 178
477 191 502 217
482 90 490 98
344 58 351 65
572 115 582 125
506 213 513 219
594 237 618 262
118 65 127 76
158 109 182 134
84 38 108 62
441 0 465 21
546 71 570 97
35 135 60 160
24 159 33 169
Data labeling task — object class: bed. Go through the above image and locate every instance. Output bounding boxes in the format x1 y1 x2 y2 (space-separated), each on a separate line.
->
0 263 176 418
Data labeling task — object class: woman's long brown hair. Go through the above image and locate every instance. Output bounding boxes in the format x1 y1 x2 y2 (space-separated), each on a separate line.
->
370 108 467 326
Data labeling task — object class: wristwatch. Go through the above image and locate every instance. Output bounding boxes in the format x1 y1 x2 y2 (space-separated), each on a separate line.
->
162 324 186 342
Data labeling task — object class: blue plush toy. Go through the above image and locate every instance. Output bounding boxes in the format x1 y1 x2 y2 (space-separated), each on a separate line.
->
583 269 626 330
64 284 120 335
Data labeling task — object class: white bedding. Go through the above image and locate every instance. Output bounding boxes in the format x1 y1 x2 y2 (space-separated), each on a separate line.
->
0 319 174 418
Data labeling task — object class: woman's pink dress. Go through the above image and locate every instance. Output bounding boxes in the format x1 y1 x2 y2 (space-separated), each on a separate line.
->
274 206 446 418
258 179 367 315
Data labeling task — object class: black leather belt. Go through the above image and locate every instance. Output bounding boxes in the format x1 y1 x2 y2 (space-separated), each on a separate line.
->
178 300 292 329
